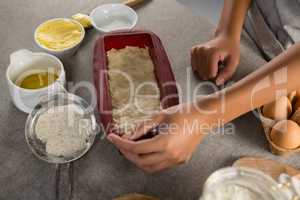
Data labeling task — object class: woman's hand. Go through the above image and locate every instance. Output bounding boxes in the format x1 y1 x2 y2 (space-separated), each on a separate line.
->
107 105 208 173
191 34 240 86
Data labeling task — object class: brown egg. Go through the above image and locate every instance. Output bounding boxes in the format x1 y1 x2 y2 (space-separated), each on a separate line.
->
288 91 297 105
270 120 300 150
296 90 300 98
291 109 300 125
294 98 300 111
262 96 292 121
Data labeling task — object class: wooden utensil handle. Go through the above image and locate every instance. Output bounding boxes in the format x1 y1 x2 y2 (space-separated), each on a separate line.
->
294 174 300 179
124 0 145 7
233 157 300 179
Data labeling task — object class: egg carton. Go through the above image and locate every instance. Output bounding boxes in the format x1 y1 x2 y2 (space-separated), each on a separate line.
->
259 108 300 156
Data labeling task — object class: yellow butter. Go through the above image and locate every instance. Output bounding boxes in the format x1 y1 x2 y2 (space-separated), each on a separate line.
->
35 19 83 51
72 13 92 28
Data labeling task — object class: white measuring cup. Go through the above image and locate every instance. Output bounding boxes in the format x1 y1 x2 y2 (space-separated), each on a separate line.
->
6 49 66 113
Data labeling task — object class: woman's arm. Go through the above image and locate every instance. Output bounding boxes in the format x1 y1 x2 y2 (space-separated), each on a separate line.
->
191 0 252 85
108 43 300 172
218 42 300 123
216 0 252 40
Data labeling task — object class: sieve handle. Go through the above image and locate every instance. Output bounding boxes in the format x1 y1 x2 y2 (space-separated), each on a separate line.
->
54 163 74 200
55 164 61 200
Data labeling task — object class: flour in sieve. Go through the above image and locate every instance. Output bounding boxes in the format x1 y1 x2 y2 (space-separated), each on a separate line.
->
35 104 91 157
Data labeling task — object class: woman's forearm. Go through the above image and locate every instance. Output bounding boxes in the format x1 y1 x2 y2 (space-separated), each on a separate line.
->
227 43 300 120
216 0 252 41
212 43 300 124
185 43 300 132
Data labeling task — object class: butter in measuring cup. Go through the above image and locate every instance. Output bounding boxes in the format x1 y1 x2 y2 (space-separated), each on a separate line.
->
15 70 59 90
34 18 85 52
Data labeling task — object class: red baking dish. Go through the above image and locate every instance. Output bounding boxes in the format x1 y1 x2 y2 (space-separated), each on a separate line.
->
93 30 179 135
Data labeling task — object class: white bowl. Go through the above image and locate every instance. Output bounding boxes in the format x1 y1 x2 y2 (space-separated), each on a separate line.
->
34 18 85 57
90 4 138 33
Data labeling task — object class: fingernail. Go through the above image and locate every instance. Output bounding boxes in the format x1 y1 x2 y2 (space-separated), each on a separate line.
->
107 135 113 143
216 78 223 86
119 149 125 154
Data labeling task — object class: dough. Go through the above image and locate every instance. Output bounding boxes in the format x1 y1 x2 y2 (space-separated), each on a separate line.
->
107 46 161 134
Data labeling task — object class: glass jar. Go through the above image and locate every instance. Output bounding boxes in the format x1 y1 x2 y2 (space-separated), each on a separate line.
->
200 167 291 200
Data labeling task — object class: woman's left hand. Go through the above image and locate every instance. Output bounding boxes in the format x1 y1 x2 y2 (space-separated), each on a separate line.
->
107 105 208 173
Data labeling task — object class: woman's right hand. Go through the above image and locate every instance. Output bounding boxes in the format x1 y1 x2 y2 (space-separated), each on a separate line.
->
191 34 241 86
107 104 210 172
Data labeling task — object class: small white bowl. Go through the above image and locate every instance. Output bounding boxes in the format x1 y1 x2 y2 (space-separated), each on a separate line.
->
90 4 138 33
34 18 85 57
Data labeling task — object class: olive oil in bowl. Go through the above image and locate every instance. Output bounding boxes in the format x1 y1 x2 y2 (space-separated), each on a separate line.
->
16 71 59 89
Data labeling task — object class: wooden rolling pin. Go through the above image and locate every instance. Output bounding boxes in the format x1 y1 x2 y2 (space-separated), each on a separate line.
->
124 0 145 7
114 194 159 200
233 157 300 180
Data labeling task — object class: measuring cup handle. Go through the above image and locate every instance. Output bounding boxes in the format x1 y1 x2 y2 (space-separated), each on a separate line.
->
10 49 33 67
